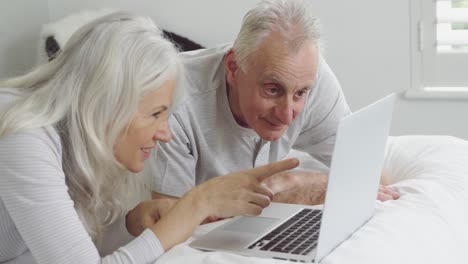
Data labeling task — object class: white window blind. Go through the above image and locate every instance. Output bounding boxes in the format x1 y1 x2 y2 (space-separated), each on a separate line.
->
408 0 468 98
437 0 468 51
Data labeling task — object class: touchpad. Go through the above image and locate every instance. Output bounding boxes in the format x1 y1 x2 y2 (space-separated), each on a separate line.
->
221 216 279 234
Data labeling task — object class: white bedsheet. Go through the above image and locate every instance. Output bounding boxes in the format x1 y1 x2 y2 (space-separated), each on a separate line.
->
154 135 468 264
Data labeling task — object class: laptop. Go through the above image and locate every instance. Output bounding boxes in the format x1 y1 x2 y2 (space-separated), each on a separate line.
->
190 93 396 263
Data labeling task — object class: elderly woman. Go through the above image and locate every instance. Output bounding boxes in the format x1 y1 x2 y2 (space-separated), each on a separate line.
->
0 12 298 263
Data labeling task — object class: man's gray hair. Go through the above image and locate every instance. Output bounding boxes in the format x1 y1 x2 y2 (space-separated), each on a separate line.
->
233 0 321 71
0 12 182 243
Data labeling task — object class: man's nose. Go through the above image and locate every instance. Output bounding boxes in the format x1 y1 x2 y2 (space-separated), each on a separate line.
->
153 120 172 143
275 97 294 125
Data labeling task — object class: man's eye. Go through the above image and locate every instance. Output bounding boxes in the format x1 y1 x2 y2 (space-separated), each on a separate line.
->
295 90 309 99
265 86 280 95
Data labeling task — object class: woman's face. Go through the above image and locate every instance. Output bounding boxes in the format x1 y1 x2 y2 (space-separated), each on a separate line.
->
114 80 175 173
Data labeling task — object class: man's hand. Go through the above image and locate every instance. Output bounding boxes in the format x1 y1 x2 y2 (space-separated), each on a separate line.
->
378 173 400 201
261 170 400 205
262 170 328 205
126 199 176 236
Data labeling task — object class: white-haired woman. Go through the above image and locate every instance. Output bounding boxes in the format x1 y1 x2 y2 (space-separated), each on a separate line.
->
0 12 298 264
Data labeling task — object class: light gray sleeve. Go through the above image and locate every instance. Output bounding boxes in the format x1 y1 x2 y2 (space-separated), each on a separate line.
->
98 214 134 256
149 114 196 197
0 129 164 264
293 58 351 169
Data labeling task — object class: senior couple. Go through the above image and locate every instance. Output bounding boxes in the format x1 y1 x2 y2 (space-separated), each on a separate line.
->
0 0 398 263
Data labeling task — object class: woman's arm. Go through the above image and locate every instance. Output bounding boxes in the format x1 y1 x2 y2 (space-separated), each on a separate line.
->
146 158 300 250
0 128 162 264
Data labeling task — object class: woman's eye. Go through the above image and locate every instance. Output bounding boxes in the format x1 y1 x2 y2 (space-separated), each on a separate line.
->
152 112 162 119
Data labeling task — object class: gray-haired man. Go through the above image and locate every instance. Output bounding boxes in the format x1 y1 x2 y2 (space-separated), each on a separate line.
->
148 0 399 209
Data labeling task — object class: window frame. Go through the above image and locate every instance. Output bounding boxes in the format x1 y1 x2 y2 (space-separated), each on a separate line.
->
406 0 468 99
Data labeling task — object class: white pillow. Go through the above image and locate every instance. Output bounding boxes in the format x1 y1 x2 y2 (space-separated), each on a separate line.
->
37 9 115 65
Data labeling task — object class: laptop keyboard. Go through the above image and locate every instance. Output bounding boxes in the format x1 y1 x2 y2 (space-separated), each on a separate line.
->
248 208 322 256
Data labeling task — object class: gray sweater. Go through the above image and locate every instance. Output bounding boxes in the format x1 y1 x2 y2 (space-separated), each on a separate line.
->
150 44 351 197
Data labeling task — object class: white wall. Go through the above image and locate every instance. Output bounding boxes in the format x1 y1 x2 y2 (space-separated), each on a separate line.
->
308 1 468 139
46 0 262 48
2 0 467 139
0 0 49 79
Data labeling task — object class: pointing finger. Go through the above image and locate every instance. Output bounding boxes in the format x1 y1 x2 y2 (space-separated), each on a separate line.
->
247 158 299 181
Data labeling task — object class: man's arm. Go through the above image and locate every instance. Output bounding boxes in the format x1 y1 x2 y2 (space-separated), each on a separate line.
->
263 171 328 205
152 192 178 200
263 170 399 205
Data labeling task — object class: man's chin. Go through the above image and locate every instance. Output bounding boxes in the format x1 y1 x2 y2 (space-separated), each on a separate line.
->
257 130 287 142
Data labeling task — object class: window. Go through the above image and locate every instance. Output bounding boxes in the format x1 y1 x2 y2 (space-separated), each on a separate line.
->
407 0 468 98
437 0 468 52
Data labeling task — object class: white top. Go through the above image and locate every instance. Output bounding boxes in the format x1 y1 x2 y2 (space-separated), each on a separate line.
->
149 44 351 197
0 93 164 264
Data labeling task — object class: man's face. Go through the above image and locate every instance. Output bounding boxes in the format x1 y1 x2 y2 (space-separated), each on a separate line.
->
227 35 318 141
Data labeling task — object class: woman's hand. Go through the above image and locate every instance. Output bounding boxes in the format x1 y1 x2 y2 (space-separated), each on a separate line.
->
188 171 272 219
126 199 176 236
150 158 299 251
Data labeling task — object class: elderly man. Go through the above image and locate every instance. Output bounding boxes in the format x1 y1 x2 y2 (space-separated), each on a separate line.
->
148 0 399 206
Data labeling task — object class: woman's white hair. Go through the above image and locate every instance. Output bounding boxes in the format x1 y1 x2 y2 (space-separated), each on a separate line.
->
0 12 182 243
233 0 321 71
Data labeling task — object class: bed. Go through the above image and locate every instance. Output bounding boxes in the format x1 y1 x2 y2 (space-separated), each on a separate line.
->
153 135 468 264
38 12 468 264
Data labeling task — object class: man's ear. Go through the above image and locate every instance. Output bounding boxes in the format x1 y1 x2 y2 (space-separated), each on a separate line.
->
224 48 239 87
